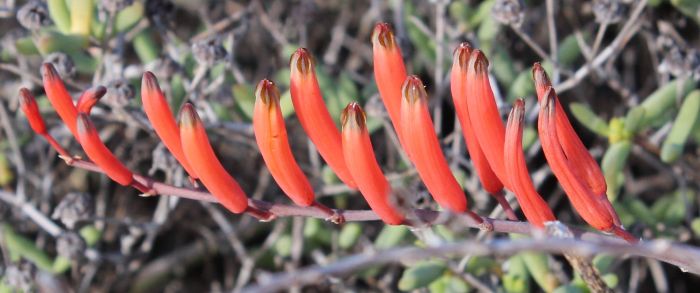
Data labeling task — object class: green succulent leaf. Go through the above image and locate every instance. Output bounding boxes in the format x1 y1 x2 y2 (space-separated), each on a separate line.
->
661 90 700 163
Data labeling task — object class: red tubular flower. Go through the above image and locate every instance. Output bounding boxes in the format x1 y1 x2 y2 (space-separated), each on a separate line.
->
76 86 107 114
451 43 503 194
532 63 606 196
141 72 198 180
532 64 620 227
504 99 556 228
179 103 263 217
254 79 315 206
465 50 509 185
42 63 79 138
400 76 482 223
76 113 151 193
19 88 47 135
372 22 408 143
19 88 73 160
451 43 517 221
538 90 636 242
289 48 356 189
341 102 405 225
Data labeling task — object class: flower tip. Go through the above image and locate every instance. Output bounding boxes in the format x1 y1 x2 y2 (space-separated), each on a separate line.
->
178 102 199 128
255 79 280 105
371 22 395 48
77 86 108 113
542 87 557 114
341 102 366 130
452 42 473 69
401 75 428 104
142 71 159 90
510 98 525 121
92 85 107 99
468 50 489 75
532 62 551 87
290 48 314 75
41 62 59 80
18 88 34 105
19 88 47 135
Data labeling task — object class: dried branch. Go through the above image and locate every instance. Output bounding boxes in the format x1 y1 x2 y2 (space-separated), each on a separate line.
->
244 237 700 292
29 151 700 282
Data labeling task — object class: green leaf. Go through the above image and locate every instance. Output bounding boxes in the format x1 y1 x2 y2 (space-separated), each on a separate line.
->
602 273 619 288
429 274 470 293
0 153 14 186
492 47 517 85
553 284 585 293
503 255 530 293
637 79 696 127
133 29 160 64
232 83 255 120
0 224 53 271
468 0 496 28
557 34 583 67
52 256 71 273
374 225 410 250
624 198 655 226
434 225 456 242
691 218 700 237
507 70 535 103
34 29 89 55
47 0 71 33
652 190 693 226
69 0 94 36
273 234 292 257
477 17 500 55
521 252 558 292
79 225 101 247
670 0 700 24
522 126 538 150
448 1 474 29
465 256 499 276
279 90 295 118
398 260 447 291
503 274 530 293
592 254 615 274
14 36 40 55
666 190 693 225
661 90 700 163
115 2 144 33
338 223 362 249
623 107 646 134
69 51 98 74
601 141 632 201
569 102 609 137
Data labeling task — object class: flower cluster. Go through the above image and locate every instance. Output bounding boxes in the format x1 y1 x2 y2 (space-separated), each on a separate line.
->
19 23 636 243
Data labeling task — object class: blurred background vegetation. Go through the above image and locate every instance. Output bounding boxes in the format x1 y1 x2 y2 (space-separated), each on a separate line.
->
1 0 700 292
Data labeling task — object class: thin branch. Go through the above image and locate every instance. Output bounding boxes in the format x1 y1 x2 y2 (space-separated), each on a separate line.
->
243 237 700 292
557 0 647 92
